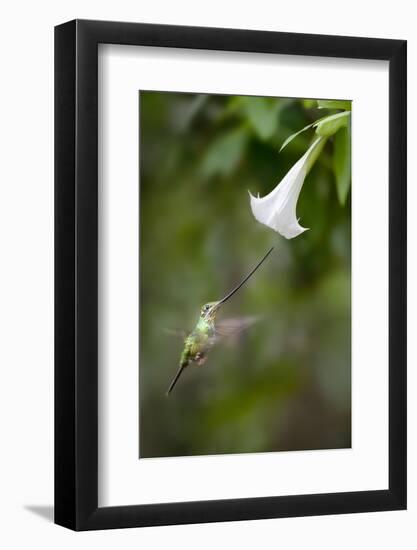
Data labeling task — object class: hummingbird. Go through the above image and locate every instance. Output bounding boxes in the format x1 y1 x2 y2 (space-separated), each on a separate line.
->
166 247 274 395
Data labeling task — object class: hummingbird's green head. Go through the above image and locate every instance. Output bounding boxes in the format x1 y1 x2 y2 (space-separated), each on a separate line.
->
201 301 221 321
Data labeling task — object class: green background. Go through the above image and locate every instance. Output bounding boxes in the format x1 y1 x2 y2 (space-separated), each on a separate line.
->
139 91 351 458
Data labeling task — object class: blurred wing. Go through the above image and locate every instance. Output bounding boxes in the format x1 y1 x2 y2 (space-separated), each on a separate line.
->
162 328 187 339
214 316 261 337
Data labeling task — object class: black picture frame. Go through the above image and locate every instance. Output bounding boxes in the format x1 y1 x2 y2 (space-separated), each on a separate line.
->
55 19 407 531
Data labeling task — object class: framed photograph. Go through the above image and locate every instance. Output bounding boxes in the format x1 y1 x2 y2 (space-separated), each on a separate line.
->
55 19 406 530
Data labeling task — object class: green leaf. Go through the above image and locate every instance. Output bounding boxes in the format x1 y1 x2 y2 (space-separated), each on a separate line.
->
279 112 350 152
332 125 351 205
238 97 280 140
179 94 209 132
315 111 350 137
317 99 352 111
302 99 317 109
279 120 317 152
201 127 248 178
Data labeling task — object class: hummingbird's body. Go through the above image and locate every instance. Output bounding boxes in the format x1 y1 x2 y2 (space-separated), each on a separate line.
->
166 248 274 395
180 316 215 368
166 302 218 395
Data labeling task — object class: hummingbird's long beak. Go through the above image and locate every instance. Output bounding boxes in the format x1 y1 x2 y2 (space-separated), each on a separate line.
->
216 247 274 309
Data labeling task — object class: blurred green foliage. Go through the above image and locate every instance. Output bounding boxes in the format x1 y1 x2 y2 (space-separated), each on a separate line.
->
139 91 351 458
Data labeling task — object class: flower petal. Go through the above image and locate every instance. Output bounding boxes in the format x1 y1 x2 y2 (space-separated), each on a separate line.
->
249 138 323 239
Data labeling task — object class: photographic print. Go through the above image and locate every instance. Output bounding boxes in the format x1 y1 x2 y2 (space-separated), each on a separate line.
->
139 91 351 459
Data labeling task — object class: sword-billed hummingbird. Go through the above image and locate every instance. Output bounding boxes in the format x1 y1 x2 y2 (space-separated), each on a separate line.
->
166 247 274 395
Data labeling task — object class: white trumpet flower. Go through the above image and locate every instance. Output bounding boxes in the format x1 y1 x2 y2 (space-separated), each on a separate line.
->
249 137 324 239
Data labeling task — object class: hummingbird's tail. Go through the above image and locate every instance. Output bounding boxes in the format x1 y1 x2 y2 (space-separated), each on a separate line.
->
166 364 187 396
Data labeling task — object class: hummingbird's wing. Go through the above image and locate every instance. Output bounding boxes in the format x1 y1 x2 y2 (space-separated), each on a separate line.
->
214 316 261 337
162 328 187 339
